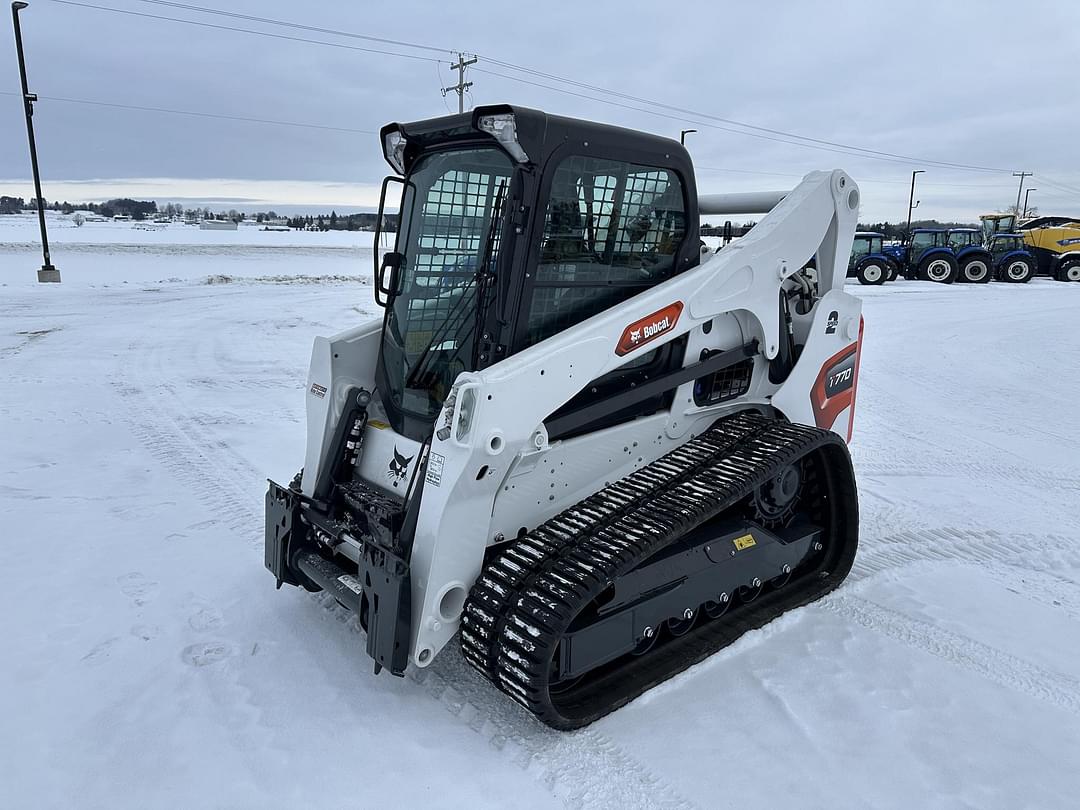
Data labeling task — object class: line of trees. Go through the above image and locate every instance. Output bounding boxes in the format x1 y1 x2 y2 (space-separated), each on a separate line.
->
2 195 398 231
281 211 395 231
0 195 27 214
1 195 161 219
856 219 979 239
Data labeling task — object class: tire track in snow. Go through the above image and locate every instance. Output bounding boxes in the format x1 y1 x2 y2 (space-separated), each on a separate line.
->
851 526 1080 585
115 382 261 543
982 565 1080 624
115 338 697 810
824 595 1080 717
410 652 695 810
857 460 1080 493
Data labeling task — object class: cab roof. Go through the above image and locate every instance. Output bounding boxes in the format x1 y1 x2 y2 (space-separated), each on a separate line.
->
380 103 694 180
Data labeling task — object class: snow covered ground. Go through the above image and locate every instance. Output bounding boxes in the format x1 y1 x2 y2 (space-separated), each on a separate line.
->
3 219 1080 809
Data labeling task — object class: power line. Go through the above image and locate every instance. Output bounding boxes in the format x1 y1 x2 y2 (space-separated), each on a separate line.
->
696 164 1015 189
132 0 452 54
45 0 443 63
473 66 1006 172
0 86 1034 194
45 0 1021 175
0 89 375 133
1035 175 1080 198
135 0 1016 173
475 61 1014 174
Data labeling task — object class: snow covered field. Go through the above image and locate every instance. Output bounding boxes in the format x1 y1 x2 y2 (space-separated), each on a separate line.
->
3 218 1080 809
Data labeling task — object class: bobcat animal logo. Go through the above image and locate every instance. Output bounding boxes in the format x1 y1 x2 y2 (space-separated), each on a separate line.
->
630 328 642 343
387 446 414 485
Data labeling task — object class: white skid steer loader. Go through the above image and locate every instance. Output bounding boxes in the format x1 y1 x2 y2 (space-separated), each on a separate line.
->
265 105 864 729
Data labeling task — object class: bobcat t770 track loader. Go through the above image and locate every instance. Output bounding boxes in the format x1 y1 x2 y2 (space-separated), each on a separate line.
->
265 105 864 729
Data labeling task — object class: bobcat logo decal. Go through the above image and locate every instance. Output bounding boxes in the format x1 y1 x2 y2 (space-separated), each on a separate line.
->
615 302 684 356
387 446 414 486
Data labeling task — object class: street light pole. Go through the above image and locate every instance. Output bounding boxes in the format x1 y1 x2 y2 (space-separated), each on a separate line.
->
679 129 696 145
11 1 60 282
905 170 925 240
1022 188 1037 219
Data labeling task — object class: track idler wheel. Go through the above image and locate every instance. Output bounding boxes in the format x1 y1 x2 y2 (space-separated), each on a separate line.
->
704 592 731 619
666 608 697 637
737 577 763 603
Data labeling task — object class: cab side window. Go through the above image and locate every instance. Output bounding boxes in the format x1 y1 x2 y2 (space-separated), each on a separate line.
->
524 155 686 347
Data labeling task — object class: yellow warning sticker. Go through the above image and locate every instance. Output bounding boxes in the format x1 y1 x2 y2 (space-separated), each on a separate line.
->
367 420 390 430
732 534 756 551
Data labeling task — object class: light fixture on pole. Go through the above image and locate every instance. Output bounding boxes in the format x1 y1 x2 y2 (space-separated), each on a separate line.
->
11 1 60 282
905 170 925 240
679 129 697 145
1022 188 1037 219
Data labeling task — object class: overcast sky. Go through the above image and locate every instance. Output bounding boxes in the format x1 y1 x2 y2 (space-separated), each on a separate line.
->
2 0 1078 221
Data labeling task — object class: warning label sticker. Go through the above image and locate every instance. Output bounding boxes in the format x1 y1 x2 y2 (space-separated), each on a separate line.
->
732 534 756 551
426 452 445 487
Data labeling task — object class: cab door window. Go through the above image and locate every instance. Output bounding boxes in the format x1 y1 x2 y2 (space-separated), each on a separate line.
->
850 236 871 268
523 155 686 347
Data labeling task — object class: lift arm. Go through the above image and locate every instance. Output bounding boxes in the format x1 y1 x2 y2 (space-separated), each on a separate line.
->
403 169 861 667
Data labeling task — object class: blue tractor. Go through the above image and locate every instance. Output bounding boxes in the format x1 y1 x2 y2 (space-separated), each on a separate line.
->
946 228 995 283
883 228 959 284
847 231 899 285
987 233 1038 283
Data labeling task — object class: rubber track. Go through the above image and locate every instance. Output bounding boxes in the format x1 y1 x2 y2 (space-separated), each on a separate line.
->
460 411 858 729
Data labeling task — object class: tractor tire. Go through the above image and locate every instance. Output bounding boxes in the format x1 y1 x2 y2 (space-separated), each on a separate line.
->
1057 259 1080 282
919 255 959 284
885 263 898 282
1002 257 1035 283
856 260 887 286
960 257 991 284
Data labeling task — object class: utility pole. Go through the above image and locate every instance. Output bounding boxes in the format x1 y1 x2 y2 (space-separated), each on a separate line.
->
1012 171 1032 218
905 170 925 241
679 129 697 145
1022 188 1037 219
442 52 476 114
11 1 60 282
